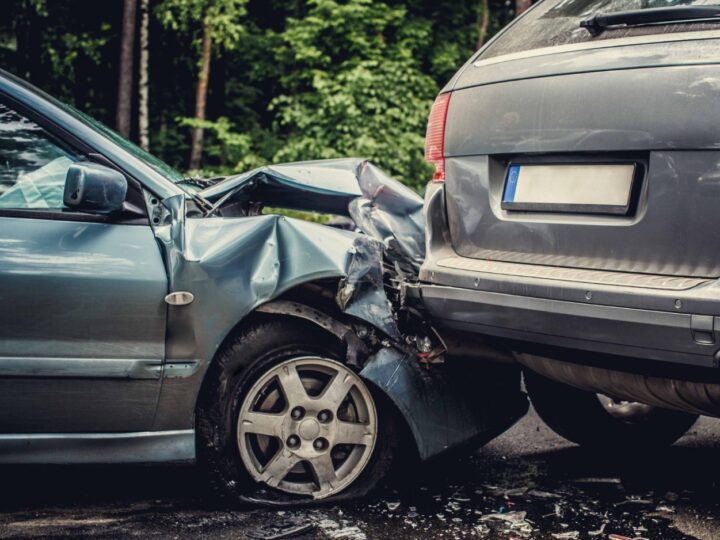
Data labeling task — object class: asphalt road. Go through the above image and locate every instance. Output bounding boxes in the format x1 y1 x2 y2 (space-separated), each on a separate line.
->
2 408 719 539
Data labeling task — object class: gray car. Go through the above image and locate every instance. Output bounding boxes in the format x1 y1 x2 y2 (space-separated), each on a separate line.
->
0 70 527 504
419 0 720 449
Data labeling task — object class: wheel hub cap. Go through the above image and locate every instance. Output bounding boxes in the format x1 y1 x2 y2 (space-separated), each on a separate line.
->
237 356 377 500
298 418 320 440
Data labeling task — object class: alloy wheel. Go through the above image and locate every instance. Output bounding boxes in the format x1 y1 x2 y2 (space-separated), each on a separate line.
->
237 357 377 499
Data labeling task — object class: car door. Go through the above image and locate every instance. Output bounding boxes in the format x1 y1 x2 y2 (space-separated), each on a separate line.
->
0 100 168 434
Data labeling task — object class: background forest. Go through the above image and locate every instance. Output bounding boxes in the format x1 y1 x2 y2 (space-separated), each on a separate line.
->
0 0 528 190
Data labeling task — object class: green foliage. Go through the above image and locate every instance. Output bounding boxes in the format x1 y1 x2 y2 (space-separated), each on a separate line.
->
157 0 248 52
269 0 435 189
178 116 265 171
0 0 521 191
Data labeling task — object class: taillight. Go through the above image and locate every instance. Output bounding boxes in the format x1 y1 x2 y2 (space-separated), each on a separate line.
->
425 92 451 182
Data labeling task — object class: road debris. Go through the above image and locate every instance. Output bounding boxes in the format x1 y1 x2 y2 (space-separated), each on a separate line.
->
614 497 654 508
573 477 623 485
1 411 715 539
527 489 562 499
247 519 315 539
480 510 527 523
551 532 580 539
316 517 367 540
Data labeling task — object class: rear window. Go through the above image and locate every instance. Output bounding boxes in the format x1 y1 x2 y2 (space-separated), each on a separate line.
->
479 0 720 60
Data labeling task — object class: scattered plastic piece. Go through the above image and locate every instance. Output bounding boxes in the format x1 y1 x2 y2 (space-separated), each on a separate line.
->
551 532 579 539
247 519 315 539
480 511 527 524
573 477 622 485
527 489 562 499
503 487 529 497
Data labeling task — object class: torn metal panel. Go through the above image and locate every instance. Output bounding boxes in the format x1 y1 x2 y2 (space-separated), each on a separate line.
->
255 300 370 368
152 193 400 383
350 161 425 276
153 159 422 371
198 158 425 276
152 198 403 428
152 159 524 463
360 348 528 461
337 236 401 341
199 158 364 216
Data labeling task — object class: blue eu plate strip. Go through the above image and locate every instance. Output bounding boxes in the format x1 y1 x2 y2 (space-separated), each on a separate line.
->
503 165 521 203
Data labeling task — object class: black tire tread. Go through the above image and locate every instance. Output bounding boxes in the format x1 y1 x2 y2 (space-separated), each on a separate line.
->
524 369 698 449
196 317 396 506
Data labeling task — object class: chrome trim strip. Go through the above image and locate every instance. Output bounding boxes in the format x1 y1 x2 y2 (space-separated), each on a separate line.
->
473 31 720 68
0 357 162 379
0 430 195 464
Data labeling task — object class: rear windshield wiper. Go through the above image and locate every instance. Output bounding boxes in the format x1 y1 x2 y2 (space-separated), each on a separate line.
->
581 5 720 36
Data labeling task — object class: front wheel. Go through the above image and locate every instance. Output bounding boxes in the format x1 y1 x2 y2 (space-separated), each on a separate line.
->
197 319 395 504
524 369 699 449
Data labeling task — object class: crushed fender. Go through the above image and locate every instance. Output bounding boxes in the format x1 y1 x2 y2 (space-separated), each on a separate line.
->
360 348 528 461
153 158 525 481
198 158 425 276
154 159 423 361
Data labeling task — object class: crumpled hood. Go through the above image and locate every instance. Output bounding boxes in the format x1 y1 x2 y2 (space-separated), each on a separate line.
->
199 158 425 276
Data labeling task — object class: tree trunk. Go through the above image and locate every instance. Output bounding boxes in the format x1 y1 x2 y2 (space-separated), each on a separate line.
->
16 2 43 84
477 0 490 49
138 0 150 151
516 0 532 16
116 0 137 138
189 22 213 170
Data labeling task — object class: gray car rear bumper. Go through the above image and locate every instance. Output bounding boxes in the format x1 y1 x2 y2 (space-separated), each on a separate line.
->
418 258 720 369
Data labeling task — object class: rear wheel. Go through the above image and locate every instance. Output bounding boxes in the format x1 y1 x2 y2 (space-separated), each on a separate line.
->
197 318 395 504
524 369 699 449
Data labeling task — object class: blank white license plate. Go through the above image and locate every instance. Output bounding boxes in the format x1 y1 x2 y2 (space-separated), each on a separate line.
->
502 163 636 215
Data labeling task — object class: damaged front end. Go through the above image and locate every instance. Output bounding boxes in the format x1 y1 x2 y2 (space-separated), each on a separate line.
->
157 158 526 467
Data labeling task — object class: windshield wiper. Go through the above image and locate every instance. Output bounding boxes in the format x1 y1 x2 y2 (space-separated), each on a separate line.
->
581 5 720 36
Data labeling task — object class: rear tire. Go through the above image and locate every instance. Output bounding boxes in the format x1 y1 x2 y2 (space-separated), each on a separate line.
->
524 369 699 449
196 318 396 505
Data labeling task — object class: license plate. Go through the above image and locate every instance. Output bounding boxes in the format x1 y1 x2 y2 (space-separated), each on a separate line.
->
502 163 637 215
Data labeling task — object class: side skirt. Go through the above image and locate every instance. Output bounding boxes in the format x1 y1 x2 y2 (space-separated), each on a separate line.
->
0 430 195 464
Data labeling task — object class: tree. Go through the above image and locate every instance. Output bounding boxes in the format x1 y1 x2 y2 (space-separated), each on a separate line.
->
138 0 150 150
477 0 490 49
158 0 248 170
0 0 519 187
270 0 438 189
116 0 138 138
13 0 46 83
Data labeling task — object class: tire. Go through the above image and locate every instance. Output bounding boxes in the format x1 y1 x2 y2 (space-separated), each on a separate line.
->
196 317 396 505
524 369 699 449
